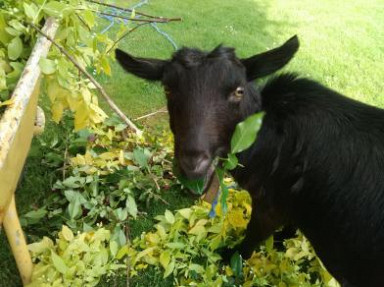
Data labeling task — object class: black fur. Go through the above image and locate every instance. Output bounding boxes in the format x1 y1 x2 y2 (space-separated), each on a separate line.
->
234 74 384 286
116 36 384 286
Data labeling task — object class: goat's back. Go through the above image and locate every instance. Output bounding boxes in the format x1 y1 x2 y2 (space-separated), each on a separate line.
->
243 74 384 285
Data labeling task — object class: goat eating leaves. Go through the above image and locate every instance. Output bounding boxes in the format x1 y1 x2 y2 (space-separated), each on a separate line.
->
116 36 384 287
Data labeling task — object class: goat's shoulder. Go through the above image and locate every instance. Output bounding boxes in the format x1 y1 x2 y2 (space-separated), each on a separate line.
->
260 73 384 125
260 73 336 111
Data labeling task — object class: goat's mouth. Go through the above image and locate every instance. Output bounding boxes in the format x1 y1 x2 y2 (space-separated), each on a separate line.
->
174 161 220 202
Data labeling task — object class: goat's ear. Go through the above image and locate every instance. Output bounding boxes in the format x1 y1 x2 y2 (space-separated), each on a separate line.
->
115 49 167 81
241 35 299 81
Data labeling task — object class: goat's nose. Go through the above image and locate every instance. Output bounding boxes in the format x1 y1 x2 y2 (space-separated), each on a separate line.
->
179 151 211 179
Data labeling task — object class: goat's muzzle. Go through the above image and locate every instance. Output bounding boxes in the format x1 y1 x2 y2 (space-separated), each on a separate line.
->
178 151 211 180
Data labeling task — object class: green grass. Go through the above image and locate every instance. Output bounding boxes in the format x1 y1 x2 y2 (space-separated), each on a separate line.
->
105 0 383 121
1 0 383 286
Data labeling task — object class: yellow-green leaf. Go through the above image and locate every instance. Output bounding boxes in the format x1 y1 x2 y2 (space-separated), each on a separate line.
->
39 58 57 75
178 208 192 220
28 237 54 253
82 10 95 28
52 101 64 123
23 3 39 22
61 225 74 241
188 225 206 235
8 37 23 60
163 259 175 278
164 210 175 224
0 99 13 107
116 245 129 260
51 251 68 274
159 250 171 269
43 1 69 18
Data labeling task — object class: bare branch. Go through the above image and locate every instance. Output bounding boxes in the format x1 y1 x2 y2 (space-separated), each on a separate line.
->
95 10 182 23
29 22 142 135
106 22 151 54
134 106 168 121
85 0 178 20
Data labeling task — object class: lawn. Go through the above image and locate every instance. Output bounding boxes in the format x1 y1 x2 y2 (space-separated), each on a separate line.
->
1 0 383 286
105 0 384 122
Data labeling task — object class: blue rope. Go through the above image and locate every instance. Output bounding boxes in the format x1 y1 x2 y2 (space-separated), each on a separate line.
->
150 23 178 50
98 0 178 50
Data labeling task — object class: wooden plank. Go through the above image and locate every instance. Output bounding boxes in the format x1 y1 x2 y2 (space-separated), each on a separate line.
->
0 18 59 285
0 18 58 222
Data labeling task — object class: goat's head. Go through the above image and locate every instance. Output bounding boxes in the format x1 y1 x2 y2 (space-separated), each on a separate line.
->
116 36 299 190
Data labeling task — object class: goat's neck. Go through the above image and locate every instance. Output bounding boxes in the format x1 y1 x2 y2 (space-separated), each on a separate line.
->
241 83 262 119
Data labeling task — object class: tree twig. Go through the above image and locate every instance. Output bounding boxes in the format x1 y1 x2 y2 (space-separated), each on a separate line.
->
29 21 142 135
135 106 168 121
62 147 68 180
94 10 182 23
75 12 91 32
85 0 170 20
106 22 151 54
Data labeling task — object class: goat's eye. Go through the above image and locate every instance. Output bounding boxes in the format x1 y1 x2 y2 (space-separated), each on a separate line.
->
229 86 244 103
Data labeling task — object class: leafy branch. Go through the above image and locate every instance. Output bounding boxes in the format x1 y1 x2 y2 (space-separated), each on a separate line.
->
29 21 142 135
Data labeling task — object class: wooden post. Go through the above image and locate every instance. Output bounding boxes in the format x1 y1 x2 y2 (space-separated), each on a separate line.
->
0 18 59 285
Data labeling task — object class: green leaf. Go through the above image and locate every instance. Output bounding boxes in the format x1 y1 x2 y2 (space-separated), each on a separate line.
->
178 208 192 220
230 251 243 278
132 147 150 168
163 259 175 278
115 208 128 221
0 14 11 45
165 242 185 249
216 168 228 213
224 153 238 170
265 235 274 252
61 225 74 241
173 161 205 195
230 112 265 154
28 237 54 254
126 196 137 218
43 1 70 18
110 240 118 258
65 191 86 220
39 58 57 75
82 10 95 28
51 251 68 274
8 37 23 60
116 245 129 260
62 176 86 188
23 208 47 221
159 250 171 269
164 210 175 224
23 2 39 21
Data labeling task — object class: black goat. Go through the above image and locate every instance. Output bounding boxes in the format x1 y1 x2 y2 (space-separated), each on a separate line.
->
116 36 384 287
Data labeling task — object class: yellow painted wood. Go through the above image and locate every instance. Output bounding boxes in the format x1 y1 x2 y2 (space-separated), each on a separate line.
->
0 81 40 223
3 195 33 285
0 18 59 286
